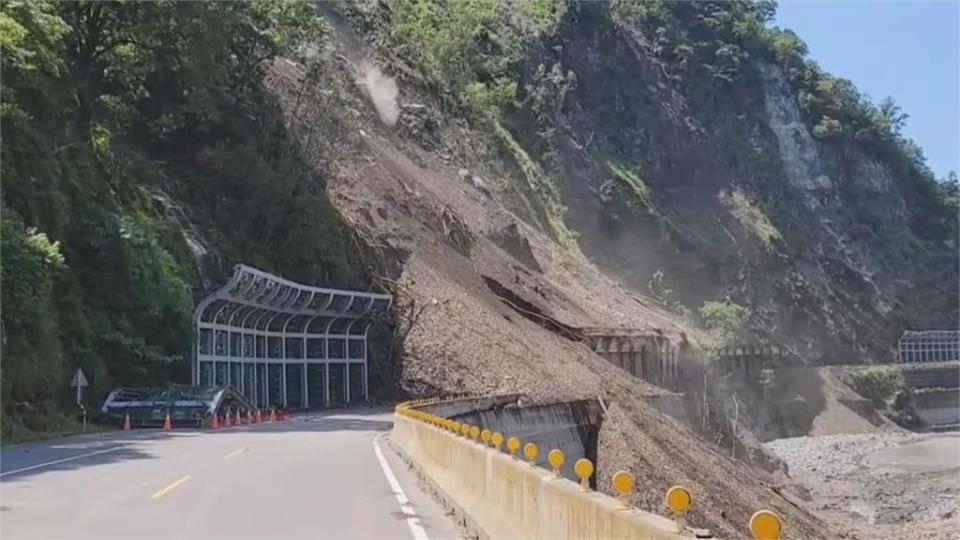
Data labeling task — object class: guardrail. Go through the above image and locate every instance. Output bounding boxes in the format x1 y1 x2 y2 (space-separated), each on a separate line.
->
393 397 784 540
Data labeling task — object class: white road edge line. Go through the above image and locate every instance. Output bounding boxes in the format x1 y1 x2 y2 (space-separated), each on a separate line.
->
0 446 125 478
373 437 430 540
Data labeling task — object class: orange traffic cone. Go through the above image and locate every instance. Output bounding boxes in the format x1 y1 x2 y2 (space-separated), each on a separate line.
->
162 412 172 431
123 413 131 431
224 411 232 427
211 413 220 430
255 409 262 424
269 408 276 422
235 409 242 426
247 410 253 424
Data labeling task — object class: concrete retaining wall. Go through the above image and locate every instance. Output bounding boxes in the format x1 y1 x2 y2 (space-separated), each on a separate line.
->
902 362 960 389
433 399 602 482
391 411 688 540
913 389 960 428
425 394 523 418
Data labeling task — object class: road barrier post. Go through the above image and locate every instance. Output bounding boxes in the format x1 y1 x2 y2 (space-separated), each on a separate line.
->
523 443 539 465
574 458 594 490
749 510 783 540
491 432 504 451
665 486 693 533
480 429 492 446
548 449 565 476
506 437 521 457
612 471 636 507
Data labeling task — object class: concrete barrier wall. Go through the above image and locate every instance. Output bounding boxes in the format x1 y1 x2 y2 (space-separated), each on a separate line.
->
436 399 602 483
913 389 960 427
425 394 522 418
392 410 689 540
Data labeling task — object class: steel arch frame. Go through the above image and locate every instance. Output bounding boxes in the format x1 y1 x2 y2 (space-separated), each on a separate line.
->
192 265 391 408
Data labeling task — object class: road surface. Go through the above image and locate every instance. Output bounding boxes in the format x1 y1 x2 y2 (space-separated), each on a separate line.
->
0 408 459 540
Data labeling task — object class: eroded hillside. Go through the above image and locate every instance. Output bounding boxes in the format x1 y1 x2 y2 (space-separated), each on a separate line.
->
253 5 841 537
3 1 955 537
343 0 958 363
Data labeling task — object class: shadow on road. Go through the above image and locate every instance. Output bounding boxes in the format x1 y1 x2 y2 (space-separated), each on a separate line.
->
0 441 159 483
0 407 396 481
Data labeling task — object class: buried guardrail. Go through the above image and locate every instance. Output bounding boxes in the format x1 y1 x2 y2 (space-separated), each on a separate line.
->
393 397 784 540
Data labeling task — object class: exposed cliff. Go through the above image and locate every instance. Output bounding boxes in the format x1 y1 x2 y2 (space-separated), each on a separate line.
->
347 0 958 363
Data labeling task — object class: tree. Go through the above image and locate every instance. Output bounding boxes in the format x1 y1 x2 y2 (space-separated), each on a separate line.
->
699 300 750 347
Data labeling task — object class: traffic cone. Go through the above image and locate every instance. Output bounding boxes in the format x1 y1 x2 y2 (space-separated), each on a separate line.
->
123 413 131 431
269 408 276 422
235 409 243 426
211 413 220 430
246 410 253 424
224 411 232 427
255 409 262 424
162 412 172 431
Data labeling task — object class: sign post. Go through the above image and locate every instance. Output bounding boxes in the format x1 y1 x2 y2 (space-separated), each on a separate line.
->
70 368 89 432
69 367 89 406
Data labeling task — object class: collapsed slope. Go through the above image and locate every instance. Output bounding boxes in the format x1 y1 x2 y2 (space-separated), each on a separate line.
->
261 18 834 539
346 0 958 363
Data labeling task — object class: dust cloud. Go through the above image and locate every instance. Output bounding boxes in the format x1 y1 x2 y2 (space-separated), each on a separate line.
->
359 62 399 126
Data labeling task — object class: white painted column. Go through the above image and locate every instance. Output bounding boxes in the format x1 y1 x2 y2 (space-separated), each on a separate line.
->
281 363 288 408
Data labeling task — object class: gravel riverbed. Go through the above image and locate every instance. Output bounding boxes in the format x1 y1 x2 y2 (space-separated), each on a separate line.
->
765 432 960 539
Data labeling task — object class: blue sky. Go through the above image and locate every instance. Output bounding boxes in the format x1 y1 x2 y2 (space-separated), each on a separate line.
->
773 0 959 177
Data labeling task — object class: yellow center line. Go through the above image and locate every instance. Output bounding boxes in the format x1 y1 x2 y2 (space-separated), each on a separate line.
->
223 448 247 460
150 475 191 500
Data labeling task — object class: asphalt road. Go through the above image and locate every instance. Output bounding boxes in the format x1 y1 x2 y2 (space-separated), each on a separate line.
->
0 408 459 540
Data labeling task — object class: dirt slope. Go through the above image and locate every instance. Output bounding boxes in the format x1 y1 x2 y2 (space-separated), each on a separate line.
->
261 47 837 537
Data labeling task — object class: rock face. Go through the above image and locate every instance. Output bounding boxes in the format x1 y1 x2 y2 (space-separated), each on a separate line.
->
489 4 959 364
759 63 833 195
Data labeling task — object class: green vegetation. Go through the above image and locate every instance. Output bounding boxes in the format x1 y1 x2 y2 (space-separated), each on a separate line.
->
493 122 577 250
384 0 523 119
718 190 781 250
699 300 750 347
608 1 955 220
608 163 655 216
370 0 580 249
846 366 902 406
1 1 359 439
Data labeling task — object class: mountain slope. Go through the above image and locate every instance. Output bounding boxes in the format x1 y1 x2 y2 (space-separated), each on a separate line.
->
351 0 959 362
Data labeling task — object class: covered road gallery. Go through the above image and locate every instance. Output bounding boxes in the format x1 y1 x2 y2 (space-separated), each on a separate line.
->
193 265 391 408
